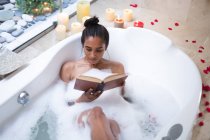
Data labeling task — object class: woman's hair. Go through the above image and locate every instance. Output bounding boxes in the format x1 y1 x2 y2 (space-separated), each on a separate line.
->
81 16 109 49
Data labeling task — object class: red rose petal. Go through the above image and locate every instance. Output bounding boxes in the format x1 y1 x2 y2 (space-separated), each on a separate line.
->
130 4 138 8
198 112 203 117
207 66 210 71
202 84 210 91
192 40 196 43
185 40 189 42
175 22 179 26
206 107 210 113
205 101 210 106
200 59 205 63
134 20 144 28
150 22 154 25
168 27 172 30
203 70 208 74
199 46 204 49
199 121 204 126
202 93 206 98
198 50 203 53
154 19 158 22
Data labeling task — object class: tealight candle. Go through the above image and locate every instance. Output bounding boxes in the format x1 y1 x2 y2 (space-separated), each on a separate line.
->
82 16 91 24
55 24 66 41
71 22 82 33
105 8 116 21
123 9 133 22
133 20 144 28
114 18 124 28
57 12 70 30
77 0 90 22
42 7 52 14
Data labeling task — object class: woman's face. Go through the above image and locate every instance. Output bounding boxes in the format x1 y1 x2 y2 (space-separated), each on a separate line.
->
83 36 106 65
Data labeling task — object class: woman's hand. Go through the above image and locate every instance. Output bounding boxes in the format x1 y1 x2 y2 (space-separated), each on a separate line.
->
76 88 103 103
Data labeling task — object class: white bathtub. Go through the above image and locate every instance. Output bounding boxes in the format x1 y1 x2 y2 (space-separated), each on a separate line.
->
0 27 202 139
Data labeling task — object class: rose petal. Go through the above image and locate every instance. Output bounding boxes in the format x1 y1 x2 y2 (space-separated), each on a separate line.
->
205 101 210 106
175 22 179 26
207 66 210 71
198 50 203 53
154 19 158 22
200 59 205 63
203 70 208 74
198 112 203 117
202 84 210 91
168 27 172 30
199 121 204 126
202 93 206 98
151 22 154 25
130 4 138 8
134 20 144 28
199 46 204 49
192 40 196 43
206 107 210 113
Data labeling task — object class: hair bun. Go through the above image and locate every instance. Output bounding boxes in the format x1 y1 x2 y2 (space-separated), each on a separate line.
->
84 16 99 27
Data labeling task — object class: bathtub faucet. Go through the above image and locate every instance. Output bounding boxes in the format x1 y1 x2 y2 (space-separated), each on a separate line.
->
17 91 30 106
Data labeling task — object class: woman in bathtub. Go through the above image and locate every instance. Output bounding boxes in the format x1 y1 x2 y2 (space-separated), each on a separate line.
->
60 16 125 103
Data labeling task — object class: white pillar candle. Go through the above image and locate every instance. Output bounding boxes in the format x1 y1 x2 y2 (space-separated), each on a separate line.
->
105 8 116 21
55 24 66 41
71 22 82 33
123 9 133 22
57 12 70 30
114 18 124 28
82 16 91 24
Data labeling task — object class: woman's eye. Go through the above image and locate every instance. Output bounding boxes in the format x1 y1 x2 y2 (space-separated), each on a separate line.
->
96 49 104 52
86 48 92 52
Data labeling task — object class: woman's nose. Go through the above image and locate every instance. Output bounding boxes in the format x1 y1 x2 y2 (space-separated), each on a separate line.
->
90 51 96 58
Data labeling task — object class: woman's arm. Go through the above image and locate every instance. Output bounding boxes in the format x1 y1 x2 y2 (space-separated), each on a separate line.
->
111 61 125 96
60 61 74 82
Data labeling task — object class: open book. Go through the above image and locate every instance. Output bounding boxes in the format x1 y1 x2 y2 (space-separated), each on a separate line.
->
74 69 128 92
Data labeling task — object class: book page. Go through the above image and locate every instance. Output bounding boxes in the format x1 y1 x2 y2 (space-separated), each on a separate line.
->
82 68 115 80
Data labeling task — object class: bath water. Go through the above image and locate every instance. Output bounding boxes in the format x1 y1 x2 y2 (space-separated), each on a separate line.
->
0 75 180 140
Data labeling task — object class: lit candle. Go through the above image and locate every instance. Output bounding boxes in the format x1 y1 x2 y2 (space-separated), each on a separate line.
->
105 8 116 21
42 7 52 14
123 9 133 22
82 16 91 24
133 20 144 28
43 2 49 7
55 24 66 41
32 8 39 15
114 18 124 28
57 12 70 30
71 22 82 33
76 0 90 22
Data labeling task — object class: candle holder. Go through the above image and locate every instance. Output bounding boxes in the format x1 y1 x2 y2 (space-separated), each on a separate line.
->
114 18 124 28
76 0 90 22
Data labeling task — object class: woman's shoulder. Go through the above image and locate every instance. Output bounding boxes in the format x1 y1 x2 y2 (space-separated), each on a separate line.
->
103 59 125 74
60 60 76 82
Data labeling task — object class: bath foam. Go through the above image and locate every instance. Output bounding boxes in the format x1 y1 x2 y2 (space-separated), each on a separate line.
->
0 86 51 140
0 75 180 140
48 80 145 140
